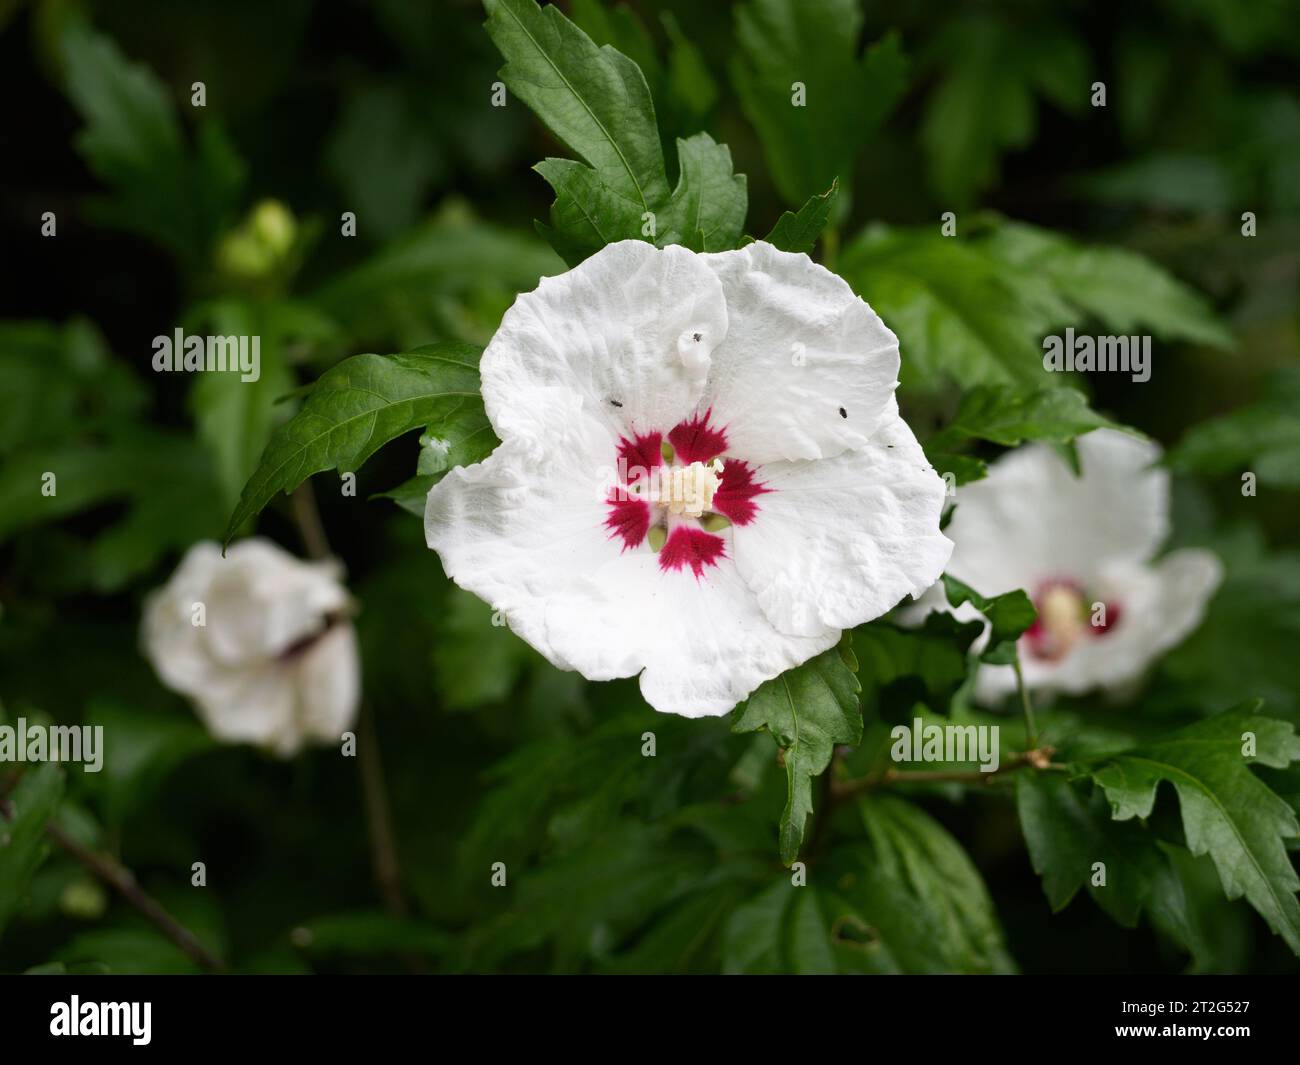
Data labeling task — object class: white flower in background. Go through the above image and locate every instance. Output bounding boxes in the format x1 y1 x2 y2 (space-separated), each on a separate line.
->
935 428 1222 702
425 240 952 717
143 539 360 755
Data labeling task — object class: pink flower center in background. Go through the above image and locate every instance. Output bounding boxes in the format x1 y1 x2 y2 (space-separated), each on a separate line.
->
604 409 768 577
1024 578 1122 662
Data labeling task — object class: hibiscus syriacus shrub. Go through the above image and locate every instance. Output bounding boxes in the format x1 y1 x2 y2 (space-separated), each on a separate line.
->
2 0 1298 975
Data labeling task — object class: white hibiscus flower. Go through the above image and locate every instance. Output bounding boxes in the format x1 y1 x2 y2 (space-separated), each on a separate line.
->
142 538 360 755
933 428 1222 702
425 240 952 717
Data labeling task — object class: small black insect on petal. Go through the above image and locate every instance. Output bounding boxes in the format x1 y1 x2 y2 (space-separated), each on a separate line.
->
610 399 624 408
692 332 701 342
838 407 847 419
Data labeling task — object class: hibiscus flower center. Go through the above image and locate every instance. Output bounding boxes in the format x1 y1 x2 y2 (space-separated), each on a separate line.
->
603 409 769 577
651 459 723 517
1024 579 1121 662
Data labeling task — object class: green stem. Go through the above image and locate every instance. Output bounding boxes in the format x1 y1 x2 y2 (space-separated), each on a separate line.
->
1014 656 1039 748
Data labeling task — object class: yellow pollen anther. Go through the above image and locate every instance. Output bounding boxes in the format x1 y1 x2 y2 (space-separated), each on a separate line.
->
655 459 723 517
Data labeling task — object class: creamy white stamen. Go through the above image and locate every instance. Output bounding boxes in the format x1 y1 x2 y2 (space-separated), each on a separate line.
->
653 459 723 517
1037 584 1087 660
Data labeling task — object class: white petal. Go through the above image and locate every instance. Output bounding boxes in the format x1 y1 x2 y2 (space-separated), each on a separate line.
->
480 240 727 449
425 417 838 717
974 548 1223 702
732 404 953 636
191 662 299 753
142 538 347 689
946 428 1167 594
293 623 361 745
141 542 227 695
636 561 841 717
142 538 356 754
200 540 348 665
696 241 900 463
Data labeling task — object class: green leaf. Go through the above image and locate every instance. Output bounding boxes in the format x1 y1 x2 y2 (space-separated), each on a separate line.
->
920 15 1089 206
222 342 484 543
732 644 862 865
731 0 906 208
485 0 744 263
0 765 64 939
569 1 718 143
925 451 987 488
325 82 444 242
1157 528 1300 718
601 884 747 975
837 795 1016 973
372 475 438 518
1167 367 1300 487
941 574 1036 665
1016 773 1203 955
463 821 711 971
0 427 226 590
537 132 745 262
841 218 1230 395
434 588 539 710
931 385 1123 451
186 300 297 510
291 911 448 960
57 16 245 271
0 319 146 458
55 928 202 976
660 133 746 252
721 880 845 974
532 156 645 264
660 13 719 129
569 0 660 86
312 201 562 347
981 220 1234 349
374 384 498 517
77 700 212 827
853 614 983 720
762 180 838 255
1089 704 1300 956
485 0 668 211
1076 153 1235 214
841 226 1063 392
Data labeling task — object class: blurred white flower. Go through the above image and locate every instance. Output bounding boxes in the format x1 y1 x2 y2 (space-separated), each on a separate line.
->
142 538 359 755
425 239 951 717
928 428 1221 702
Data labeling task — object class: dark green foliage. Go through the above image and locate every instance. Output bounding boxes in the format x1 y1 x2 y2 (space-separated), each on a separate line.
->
0 0 1295 977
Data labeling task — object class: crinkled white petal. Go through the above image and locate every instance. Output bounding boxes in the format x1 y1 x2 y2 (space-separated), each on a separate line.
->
974 548 1222 702
732 401 953 636
424 409 839 717
480 240 727 452
946 429 1168 594
696 241 900 463
635 562 841 717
